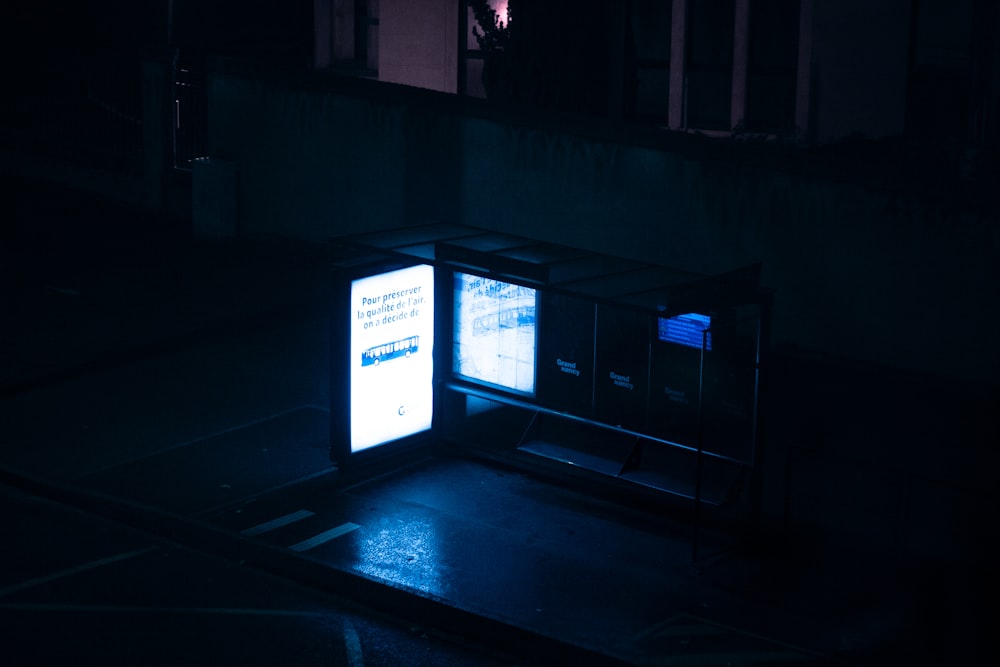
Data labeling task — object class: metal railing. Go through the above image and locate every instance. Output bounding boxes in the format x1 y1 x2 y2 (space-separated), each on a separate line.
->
0 58 144 170
173 67 208 171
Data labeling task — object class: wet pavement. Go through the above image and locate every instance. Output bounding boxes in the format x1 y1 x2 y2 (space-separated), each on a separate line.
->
2 176 989 665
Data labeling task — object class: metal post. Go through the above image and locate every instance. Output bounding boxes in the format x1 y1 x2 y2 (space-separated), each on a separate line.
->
141 60 166 209
692 325 707 563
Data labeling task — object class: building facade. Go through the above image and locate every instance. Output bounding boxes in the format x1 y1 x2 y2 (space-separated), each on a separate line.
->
314 0 999 147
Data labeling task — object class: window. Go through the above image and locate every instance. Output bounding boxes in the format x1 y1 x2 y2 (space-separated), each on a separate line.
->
685 0 736 131
315 0 378 74
625 0 672 122
905 0 975 143
353 0 379 73
664 0 802 137
744 0 800 133
461 0 509 98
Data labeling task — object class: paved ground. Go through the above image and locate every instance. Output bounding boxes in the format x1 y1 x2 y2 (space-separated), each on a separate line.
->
2 176 990 665
0 482 523 667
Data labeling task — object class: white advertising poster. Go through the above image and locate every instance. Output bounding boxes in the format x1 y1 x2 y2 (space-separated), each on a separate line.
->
452 272 536 395
350 265 435 453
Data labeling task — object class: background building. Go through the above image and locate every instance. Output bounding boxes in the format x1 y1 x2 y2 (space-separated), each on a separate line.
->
317 0 999 148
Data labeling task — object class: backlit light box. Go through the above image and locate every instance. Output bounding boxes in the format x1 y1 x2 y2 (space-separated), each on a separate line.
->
452 272 537 395
657 313 712 351
350 264 435 453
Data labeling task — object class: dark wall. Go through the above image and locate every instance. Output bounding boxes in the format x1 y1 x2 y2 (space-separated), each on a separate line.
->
503 0 618 116
206 62 999 392
174 0 314 65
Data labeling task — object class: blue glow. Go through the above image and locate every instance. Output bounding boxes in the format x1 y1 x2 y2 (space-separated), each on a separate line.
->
350 265 435 452
361 335 419 367
352 514 447 597
658 313 712 350
453 273 537 395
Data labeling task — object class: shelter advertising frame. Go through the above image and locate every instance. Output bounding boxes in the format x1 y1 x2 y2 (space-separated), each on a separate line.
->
329 224 771 551
329 250 441 470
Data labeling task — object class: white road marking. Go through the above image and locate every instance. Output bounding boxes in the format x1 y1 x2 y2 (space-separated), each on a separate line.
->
343 617 365 667
79 405 323 478
0 603 328 617
288 522 360 552
3 602 367 664
633 613 833 665
240 509 315 536
651 649 819 665
0 547 157 598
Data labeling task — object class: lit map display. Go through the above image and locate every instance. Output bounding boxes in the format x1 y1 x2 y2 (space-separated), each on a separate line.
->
452 272 536 395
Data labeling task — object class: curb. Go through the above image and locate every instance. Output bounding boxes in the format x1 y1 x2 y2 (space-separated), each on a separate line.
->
0 463 638 667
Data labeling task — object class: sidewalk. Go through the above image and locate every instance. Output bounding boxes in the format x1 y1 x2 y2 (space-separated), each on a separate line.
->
3 176 332 396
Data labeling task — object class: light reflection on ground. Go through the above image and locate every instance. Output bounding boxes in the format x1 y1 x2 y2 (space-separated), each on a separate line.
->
351 513 448 597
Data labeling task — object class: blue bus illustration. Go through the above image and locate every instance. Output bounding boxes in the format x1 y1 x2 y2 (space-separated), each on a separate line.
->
471 306 536 336
361 335 419 366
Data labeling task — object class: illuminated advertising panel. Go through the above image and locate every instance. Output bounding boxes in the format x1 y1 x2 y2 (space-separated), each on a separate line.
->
649 314 711 445
350 265 435 453
452 272 536 395
657 313 712 350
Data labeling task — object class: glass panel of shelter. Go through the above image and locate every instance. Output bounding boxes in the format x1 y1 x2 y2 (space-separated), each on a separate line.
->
334 223 762 508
